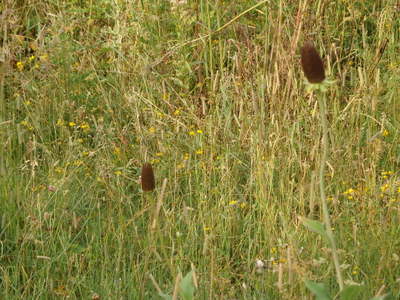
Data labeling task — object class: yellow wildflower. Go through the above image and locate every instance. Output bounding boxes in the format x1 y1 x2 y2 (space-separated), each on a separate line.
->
150 158 160 164
380 184 390 193
55 167 64 174
73 160 84 166
114 147 121 155
203 226 211 232
79 122 90 130
56 119 65 126
16 61 24 71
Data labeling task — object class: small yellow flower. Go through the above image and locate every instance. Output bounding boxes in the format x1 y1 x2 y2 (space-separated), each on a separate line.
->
55 167 64 174
174 109 181 116
148 127 156 133
79 122 90 130
20 120 34 130
203 226 211 232
150 158 160 164
188 131 195 136
28 55 35 62
195 149 203 155
343 188 355 195
380 184 390 193
343 188 356 200
113 147 121 155
381 171 393 176
183 153 190 160
228 200 238 206
16 61 24 71
24 100 31 106
69 121 76 127
197 129 203 134
382 129 389 137
73 160 84 166
56 119 65 126
155 152 164 157
114 170 122 176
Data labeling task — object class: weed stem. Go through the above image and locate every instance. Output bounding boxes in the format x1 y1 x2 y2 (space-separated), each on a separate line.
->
318 92 344 291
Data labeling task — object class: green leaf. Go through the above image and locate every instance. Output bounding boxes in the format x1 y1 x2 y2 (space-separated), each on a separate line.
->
305 280 332 300
158 292 172 300
179 271 195 300
339 285 364 300
370 292 395 300
300 217 328 241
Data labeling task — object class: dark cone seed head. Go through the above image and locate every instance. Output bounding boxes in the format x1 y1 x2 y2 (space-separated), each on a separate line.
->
141 163 155 192
301 41 325 84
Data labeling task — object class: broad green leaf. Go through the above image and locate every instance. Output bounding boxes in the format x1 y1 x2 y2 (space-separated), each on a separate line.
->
158 292 172 300
370 292 395 300
339 284 364 300
305 280 332 300
179 271 195 300
300 217 328 241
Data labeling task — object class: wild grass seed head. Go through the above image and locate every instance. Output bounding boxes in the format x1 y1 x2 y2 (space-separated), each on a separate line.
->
141 163 155 192
301 41 325 84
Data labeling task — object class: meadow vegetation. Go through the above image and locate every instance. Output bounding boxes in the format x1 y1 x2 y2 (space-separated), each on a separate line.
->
1 0 400 299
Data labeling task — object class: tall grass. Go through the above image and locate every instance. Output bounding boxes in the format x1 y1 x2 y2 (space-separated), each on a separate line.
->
1 0 399 299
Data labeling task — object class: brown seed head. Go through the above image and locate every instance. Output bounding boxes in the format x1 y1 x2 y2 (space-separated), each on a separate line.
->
300 41 325 83
141 163 155 192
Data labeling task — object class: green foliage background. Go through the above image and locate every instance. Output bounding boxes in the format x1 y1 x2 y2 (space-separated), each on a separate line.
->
1 0 399 298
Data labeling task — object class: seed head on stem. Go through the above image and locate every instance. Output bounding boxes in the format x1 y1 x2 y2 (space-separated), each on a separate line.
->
141 163 155 192
301 41 325 84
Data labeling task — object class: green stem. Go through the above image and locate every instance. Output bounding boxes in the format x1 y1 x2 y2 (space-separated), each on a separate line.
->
318 92 344 291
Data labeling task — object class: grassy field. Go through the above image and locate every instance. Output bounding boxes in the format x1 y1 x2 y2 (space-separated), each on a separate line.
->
1 0 400 299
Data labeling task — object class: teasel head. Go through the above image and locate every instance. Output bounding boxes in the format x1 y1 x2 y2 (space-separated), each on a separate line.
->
141 163 155 192
301 41 325 84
